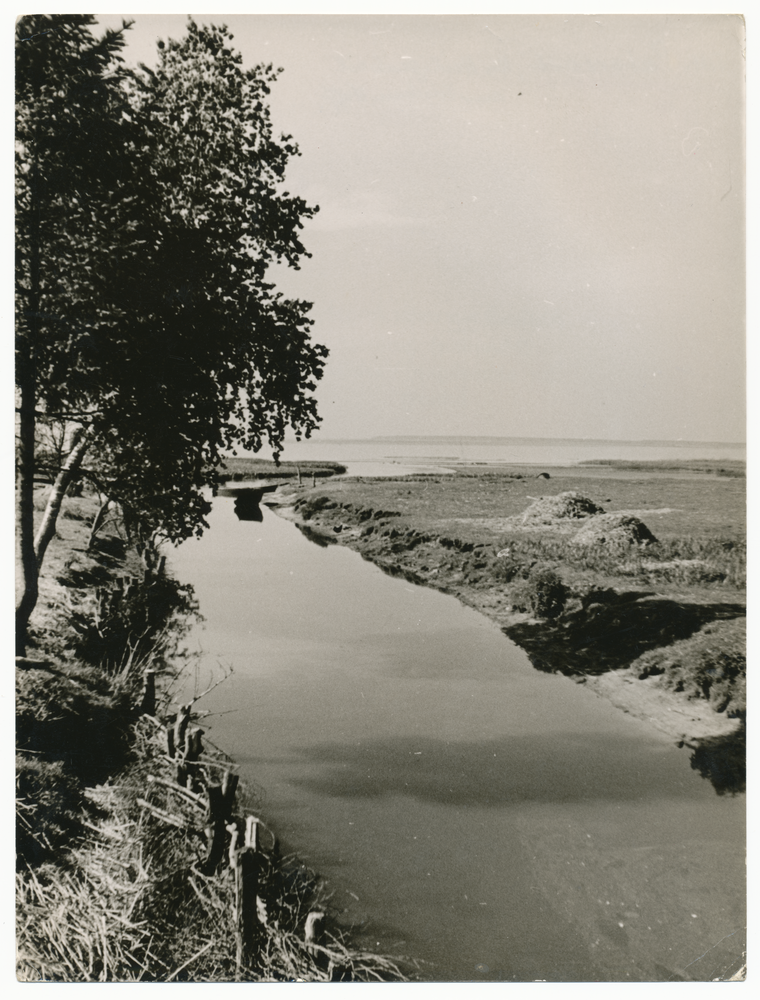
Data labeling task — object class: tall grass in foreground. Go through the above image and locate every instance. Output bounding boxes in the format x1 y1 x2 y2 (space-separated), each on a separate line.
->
17 715 411 983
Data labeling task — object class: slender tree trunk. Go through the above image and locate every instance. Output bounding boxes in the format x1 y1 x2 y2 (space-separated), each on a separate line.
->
15 367 38 657
34 427 91 569
16 150 41 656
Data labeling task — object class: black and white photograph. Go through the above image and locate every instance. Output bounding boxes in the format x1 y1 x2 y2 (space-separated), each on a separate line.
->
15 8 746 984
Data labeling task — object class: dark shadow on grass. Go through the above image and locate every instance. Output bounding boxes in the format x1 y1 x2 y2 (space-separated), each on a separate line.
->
504 595 745 676
17 691 132 790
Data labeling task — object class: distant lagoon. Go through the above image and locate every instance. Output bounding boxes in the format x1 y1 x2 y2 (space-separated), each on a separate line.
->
262 435 745 470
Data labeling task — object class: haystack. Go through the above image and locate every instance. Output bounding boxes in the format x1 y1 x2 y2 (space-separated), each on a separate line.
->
519 491 604 525
571 513 658 547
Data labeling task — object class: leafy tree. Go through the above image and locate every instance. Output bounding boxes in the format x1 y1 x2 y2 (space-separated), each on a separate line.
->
16 16 327 652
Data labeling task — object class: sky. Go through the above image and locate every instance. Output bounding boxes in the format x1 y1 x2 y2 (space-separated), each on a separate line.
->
91 10 746 444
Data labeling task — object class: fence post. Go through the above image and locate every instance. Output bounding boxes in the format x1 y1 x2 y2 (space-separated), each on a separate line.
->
229 815 261 978
222 771 239 814
177 725 203 789
227 821 244 977
240 817 261 965
139 669 156 717
200 783 227 875
200 770 238 875
173 704 190 754
172 705 191 783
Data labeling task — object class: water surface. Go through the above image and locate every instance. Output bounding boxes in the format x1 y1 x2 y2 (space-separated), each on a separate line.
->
169 499 745 982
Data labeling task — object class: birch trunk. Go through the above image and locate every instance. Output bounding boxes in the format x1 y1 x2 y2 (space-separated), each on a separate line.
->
33 427 91 569
15 371 37 656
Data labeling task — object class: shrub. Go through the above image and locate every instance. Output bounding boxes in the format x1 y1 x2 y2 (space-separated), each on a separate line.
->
491 550 527 583
63 552 200 677
511 566 568 619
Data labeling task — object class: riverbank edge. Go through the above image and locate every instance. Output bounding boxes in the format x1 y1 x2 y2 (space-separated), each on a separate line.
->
16 491 410 983
268 489 743 748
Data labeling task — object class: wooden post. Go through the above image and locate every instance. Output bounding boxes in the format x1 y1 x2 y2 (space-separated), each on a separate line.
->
229 815 262 977
244 815 259 852
304 910 325 947
200 770 238 875
231 836 244 977
175 705 191 742
304 910 329 975
178 726 203 789
139 669 156 717
222 771 239 815
200 783 226 875
187 727 203 759
172 704 191 779
240 817 261 963
96 587 107 619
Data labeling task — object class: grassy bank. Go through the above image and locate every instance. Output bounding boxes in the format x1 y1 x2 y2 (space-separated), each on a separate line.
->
579 458 745 477
270 465 745 793
16 487 409 982
217 456 346 484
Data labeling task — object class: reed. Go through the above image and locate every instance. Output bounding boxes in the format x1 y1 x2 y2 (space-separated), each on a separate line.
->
17 714 412 982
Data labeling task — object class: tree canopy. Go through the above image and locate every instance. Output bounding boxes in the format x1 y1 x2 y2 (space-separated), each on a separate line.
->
16 15 327 647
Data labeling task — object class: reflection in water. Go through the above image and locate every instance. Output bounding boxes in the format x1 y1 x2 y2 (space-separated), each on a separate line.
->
281 731 713 808
234 494 264 521
296 522 335 547
228 484 284 521
686 722 746 795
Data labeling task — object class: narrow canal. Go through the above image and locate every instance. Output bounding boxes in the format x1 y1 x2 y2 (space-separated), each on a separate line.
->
168 495 745 982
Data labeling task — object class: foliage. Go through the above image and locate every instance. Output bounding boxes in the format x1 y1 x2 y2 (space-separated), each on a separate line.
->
64 551 201 676
688 725 746 796
16 15 328 642
16 657 133 868
509 565 568 620
570 513 658 547
74 17 327 538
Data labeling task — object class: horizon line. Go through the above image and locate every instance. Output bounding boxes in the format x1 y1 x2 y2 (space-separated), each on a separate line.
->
283 435 746 447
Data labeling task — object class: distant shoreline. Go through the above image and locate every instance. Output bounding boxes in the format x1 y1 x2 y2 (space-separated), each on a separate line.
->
278 435 746 449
